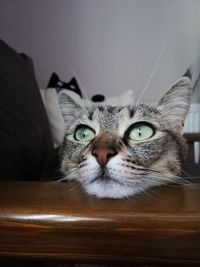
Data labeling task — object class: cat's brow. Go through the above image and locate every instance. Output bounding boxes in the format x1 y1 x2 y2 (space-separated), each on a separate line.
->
97 106 104 112
106 106 116 113
87 106 107 120
127 106 135 118
117 107 124 112
88 111 94 120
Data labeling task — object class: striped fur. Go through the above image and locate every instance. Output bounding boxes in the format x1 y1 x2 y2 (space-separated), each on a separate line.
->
58 77 191 198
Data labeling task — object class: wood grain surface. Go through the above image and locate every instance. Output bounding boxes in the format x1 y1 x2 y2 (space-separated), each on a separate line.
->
0 181 200 265
183 133 200 142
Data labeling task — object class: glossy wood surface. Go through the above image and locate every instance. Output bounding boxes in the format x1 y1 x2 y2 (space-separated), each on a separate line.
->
0 181 200 265
183 133 200 162
184 133 200 142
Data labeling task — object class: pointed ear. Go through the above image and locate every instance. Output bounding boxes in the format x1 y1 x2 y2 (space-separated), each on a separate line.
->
157 77 192 133
58 90 83 125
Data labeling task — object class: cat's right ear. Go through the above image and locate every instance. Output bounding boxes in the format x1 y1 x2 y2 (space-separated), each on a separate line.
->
156 77 192 133
58 91 83 124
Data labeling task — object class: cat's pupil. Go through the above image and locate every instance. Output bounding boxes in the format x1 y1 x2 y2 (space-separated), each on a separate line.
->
81 130 87 138
138 128 142 137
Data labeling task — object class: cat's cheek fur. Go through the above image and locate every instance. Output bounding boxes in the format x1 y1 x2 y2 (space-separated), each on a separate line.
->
61 156 100 182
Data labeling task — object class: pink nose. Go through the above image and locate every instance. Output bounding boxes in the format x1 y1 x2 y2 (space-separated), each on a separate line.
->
92 147 116 166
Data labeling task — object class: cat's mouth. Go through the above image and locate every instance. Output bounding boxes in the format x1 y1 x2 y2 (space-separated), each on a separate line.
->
90 172 124 186
84 170 134 199
91 174 111 182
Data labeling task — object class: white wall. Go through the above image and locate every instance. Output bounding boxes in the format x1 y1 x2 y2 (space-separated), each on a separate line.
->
0 0 200 101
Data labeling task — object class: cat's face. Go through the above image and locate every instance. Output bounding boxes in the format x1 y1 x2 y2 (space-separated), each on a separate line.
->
58 77 191 198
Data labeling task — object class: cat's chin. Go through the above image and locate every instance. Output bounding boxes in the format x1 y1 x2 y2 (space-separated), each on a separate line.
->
83 179 140 199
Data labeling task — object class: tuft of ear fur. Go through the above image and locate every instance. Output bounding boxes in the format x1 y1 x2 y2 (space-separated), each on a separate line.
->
157 77 192 133
58 90 83 125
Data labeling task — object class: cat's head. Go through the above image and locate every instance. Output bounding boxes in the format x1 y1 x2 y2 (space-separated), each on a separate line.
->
58 77 191 198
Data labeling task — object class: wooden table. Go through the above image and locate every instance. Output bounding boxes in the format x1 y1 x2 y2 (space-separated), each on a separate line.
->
0 181 200 266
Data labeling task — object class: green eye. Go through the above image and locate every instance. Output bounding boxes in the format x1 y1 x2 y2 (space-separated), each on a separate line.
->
74 125 95 142
128 123 154 141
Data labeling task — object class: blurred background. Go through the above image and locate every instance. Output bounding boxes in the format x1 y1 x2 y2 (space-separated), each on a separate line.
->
0 0 200 101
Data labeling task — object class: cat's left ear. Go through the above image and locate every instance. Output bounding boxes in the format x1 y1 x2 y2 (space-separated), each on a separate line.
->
157 77 192 133
58 90 83 125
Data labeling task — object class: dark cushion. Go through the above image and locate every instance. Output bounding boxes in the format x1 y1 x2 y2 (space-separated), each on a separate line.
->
0 40 54 180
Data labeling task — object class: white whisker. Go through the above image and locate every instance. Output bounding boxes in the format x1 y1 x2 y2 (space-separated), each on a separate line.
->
64 59 90 102
62 181 82 192
136 36 168 105
132 66 142 105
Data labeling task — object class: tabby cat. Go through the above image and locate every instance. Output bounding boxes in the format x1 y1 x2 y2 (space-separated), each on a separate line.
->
58 77 191 198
